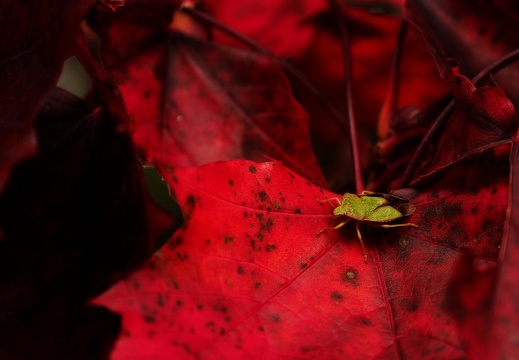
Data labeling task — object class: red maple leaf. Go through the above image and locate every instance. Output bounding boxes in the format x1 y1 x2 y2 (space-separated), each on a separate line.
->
89 2 519 357
3 0 519 358
94 150 508 358
89 6 326 186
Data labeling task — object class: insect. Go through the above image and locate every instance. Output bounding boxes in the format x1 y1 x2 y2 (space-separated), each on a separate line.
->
316 190 418 261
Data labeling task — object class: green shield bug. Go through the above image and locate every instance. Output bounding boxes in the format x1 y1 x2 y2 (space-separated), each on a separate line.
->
316 190 418 261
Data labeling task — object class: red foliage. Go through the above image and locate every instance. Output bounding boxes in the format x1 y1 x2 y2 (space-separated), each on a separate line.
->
413 68 518 183
2 0 519 359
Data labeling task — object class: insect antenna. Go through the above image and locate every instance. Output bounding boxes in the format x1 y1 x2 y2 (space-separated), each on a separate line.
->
312 181 342 208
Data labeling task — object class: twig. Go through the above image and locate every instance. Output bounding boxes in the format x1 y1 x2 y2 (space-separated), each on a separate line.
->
378 21 408 140
327 0 364 193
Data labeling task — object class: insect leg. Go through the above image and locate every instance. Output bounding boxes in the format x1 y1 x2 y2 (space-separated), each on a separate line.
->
328 215 344 225
370 223 418 229
314 195 342 207
355 222 368 262
313 182 342 207
316 218 352 236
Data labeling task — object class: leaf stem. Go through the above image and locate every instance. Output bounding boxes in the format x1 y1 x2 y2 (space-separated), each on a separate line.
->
499 141 519 263
399 47 519 187
398 101 454 187
471 48 519 86
180 6 349 140
180 5 270 54
328 0 364 193
378 21 408 140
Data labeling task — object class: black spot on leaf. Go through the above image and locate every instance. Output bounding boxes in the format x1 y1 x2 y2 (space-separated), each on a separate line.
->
258 191 268 201
172 280 180 290
266 244 276 252
361 317 371 326
168 237 183 251
406 300 419 312
342 269 358 285
224 236 233 244
144 315 155 323
176 253 189 261
260 218 274 232
183 344 192 354
331 291 343 300
186 195 196 209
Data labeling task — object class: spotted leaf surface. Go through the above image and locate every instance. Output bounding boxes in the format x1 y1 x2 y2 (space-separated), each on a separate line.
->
94 154 508 358
89 9 326 186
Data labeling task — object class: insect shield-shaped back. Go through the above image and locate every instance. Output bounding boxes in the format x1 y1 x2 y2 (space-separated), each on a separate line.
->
332 191 416 223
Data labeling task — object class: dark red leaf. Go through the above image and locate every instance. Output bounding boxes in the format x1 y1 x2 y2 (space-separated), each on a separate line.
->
103 30 326 185
443 143 519 359
0 87 168 358
485 142 519 358
0 0 93 192
87 0 177 67
413 148 508 259
412 70 518 184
